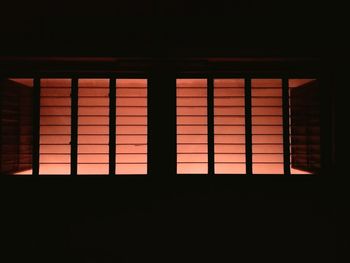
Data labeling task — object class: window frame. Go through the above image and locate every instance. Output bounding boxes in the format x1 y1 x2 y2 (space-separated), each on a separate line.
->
2 67 329 177
175 73 323 176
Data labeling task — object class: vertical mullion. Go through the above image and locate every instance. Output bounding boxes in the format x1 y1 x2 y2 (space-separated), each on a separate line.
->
32 78 40 175
282 78 291 175
0 87 2 173
245 78 252 175
149 72 176 176
16 87 21 172
207 77 214 176
109 78 116 175
320 76 332 175
147 75 152 175
16 91 20 172
70 78 78 175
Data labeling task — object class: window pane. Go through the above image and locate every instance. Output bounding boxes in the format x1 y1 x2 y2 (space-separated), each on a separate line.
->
252 79 283 174
116 79 147 175
78 79 109 175
39 79 71 175
214 79 245 174
177 79 207 174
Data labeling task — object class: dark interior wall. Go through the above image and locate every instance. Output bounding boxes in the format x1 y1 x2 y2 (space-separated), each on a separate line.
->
0 0 342 58
2 177 337 263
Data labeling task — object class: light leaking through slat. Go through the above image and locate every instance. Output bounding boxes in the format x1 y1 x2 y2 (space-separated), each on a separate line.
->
116 79 147 175
8 77 319 176
177 79 208 174
78 79 109 175
39 79 71 175
214 79 246 174
252 79 284 174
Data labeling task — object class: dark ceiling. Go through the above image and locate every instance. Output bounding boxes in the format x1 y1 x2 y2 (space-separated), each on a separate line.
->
0 0 342 58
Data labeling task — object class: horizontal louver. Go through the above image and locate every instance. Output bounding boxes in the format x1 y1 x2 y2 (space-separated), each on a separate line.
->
116 79 147 175
177 79 208 174
78 79 109 175
252 79 284 174
2 76 321 176
214 79 246 174
40 79 71 175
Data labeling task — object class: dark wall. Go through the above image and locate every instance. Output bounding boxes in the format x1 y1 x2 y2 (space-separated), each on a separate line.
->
0 0 342 59
2 177 337 263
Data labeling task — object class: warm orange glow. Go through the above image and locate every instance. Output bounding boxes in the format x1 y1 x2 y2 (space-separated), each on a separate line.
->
15 78 148 175
175 78 315 175
252 79 283 174
289 79 315 88
11 77 318 176
177 79 208 174
40 79 71 175
116 79 147 175
78 79 109 175
214 79 245 174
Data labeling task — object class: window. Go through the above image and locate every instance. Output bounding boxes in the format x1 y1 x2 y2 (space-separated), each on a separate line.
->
1 77 148 175
175 77 321 175
1 74 322 176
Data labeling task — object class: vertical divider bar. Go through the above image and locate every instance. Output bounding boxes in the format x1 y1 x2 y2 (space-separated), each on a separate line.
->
16 87 20 172
109 78 116 175
171 75 177 176
245 78 252 175
174 76 178 176
147 73 155 175
282 78 291 175
207 77 215 176
0 87 2 173
71 78 78 176
320 75 332 175
146 77 153 176
147 75 152 175
147 76 151 175
148 72 176 176
32 78 40 175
